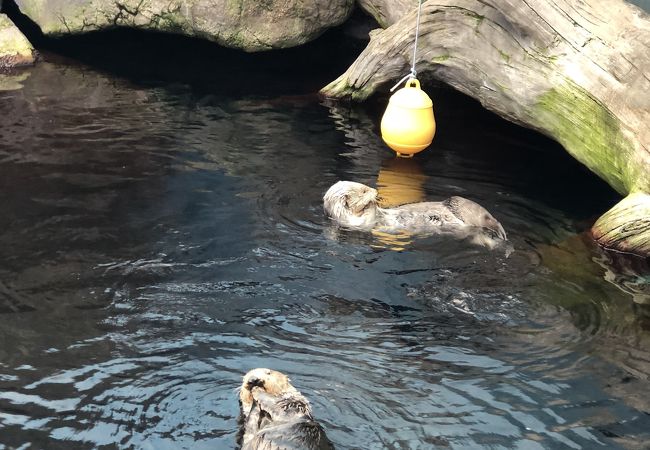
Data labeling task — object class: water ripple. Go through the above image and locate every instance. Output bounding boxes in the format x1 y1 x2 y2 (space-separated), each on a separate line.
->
0 60 648 449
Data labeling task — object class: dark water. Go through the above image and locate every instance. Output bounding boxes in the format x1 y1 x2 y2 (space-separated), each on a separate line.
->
1 44 650 449
628 0 650 12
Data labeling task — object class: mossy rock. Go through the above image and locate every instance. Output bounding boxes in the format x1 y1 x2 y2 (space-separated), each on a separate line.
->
0 13 34 69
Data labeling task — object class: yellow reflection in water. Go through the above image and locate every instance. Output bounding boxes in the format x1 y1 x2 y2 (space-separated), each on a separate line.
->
372 157 431 250
376 157 427 208
370 229 413 251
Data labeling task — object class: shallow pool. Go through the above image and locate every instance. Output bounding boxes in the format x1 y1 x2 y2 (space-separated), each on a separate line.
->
0 45 649 449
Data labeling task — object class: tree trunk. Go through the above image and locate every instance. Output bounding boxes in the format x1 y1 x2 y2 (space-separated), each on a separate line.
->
323 0 650 258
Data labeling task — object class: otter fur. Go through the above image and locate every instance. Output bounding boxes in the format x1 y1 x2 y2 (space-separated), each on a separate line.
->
238 368 334 450
323 181 507 246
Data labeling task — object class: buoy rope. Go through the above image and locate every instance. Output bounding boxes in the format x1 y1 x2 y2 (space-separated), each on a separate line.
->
390 0 424 92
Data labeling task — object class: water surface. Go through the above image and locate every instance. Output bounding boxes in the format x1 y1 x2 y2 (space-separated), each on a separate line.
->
628 0 650 11
1 49 650 449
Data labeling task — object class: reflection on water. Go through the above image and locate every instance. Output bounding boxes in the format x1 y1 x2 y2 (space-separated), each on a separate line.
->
0 72 31 91
0 57 649 449
597 252 650 305
377 158 428 207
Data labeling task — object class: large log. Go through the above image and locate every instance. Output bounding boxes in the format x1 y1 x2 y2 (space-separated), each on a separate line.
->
323 0 650 258
356 0 414 28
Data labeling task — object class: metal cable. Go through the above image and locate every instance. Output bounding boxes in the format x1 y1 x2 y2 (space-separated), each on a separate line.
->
390 0 424 92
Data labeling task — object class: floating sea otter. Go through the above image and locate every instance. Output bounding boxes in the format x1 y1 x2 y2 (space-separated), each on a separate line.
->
323 181 507 248
238 368 334 450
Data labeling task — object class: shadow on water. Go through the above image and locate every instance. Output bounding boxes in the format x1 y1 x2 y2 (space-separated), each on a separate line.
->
2 0 373 97
0 11 650 449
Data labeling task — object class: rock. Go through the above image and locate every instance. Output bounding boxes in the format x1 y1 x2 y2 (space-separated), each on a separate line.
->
12 0 355 51
0 13 34 69
321 0 650 258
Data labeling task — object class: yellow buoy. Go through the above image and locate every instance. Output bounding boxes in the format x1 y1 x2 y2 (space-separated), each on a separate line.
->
380 78 436 158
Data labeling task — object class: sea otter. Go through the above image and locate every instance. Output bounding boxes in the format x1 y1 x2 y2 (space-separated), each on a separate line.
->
323 181 507 246
238 368 334 450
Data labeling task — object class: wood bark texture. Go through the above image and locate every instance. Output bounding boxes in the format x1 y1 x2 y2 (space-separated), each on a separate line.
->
356 0 416 28
323 0 650 257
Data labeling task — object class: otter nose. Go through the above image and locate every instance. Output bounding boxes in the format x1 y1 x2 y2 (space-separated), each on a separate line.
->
246 377 265 389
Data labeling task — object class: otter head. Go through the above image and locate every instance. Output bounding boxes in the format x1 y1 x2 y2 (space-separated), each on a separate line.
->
323 181 379 230
239 368 298 417
445 196 507 241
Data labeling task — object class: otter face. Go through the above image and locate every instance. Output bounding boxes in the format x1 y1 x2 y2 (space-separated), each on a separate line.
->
323 181 379 230
483 214 507 241
239 368 297 416
447 196 507 240
238 369 333 450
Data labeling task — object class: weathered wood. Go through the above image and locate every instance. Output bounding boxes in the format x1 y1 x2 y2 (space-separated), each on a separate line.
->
323 0 650 257
357 0 415 28
592 193 650 256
